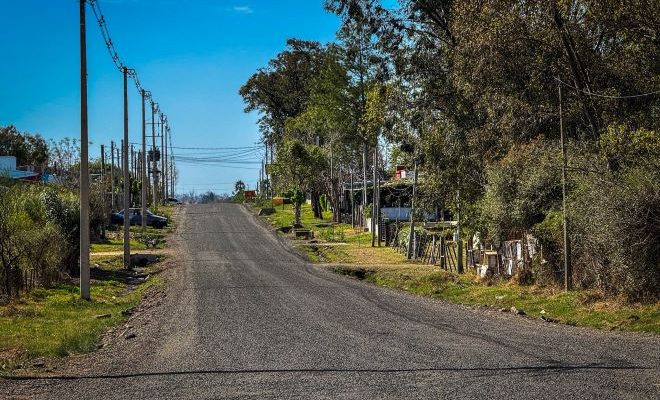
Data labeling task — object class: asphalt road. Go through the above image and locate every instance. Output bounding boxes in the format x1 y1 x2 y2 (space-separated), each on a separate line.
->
3 203 659 399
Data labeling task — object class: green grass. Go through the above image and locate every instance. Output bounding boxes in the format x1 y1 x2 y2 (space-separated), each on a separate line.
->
0 205 179 372
0 255 163 371
90 238 147 253
264 203 332 229
256 202 660 334
333 264 660 334
261 203 406 264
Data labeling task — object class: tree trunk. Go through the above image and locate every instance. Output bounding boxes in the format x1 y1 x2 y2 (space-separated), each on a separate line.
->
311 191 322 219
294 203 301 226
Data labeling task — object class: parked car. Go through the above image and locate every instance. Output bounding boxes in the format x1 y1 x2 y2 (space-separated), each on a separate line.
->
165 197 181 205
110 208 168 228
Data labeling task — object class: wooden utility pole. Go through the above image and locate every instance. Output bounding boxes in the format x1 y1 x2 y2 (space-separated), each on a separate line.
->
559 84 572 290
79 0 90 300
122 67 131 270
141 90 147 228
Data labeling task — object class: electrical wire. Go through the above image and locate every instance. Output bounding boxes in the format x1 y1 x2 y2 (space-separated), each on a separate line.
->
88 0 179 189
555 77 660 99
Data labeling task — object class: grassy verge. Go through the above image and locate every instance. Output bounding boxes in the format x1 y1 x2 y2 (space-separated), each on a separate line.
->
254 202 660 334
332 264 659 333
260 203 410 265
0 255 164 371
0 206 179 372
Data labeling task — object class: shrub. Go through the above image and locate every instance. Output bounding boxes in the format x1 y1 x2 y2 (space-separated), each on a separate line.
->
478 139 561 242
0 185 65 297
570 165 660 300
43 189 80 276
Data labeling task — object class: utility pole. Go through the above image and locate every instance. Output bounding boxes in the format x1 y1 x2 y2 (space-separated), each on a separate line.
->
169 128 174 198
376 147 381 247
407 156 418 260
456 190 463 273
362 142 368 228
164 124 169 200
131 143 137 182
118 142 123 210
110 141 115 210
79 0 90 300
122 67 131 270
371 144 377 247
350 168 354 228
160 113 166 202
151 101 158 207
100 144 106 239
559 84 572 291
141 90 147 228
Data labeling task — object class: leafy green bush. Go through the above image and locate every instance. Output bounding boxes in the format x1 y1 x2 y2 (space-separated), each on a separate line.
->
478 139 561 242
531 210 563 285
43 189 80 276
0 185 65 297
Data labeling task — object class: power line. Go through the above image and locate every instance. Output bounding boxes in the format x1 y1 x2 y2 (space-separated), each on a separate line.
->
555 77 660 99
128 143 261 151
88 0 178 200
88 0 145 95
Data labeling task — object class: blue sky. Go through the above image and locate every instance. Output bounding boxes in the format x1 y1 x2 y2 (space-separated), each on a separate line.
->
0 0 340 195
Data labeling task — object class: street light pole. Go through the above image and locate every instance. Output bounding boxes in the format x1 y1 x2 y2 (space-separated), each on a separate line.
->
79 0 90 300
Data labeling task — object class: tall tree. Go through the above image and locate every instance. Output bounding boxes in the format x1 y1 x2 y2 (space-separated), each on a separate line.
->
0 125 49 167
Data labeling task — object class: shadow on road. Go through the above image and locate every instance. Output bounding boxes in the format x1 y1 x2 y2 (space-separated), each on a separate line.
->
2 363 650 381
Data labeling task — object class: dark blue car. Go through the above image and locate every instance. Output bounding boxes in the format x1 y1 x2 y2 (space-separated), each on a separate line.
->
110 208 168 228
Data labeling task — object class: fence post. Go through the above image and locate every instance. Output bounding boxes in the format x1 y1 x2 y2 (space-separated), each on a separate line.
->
457 239 464 273
412 230 417 260
430 234 436 265
440 237 445 269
